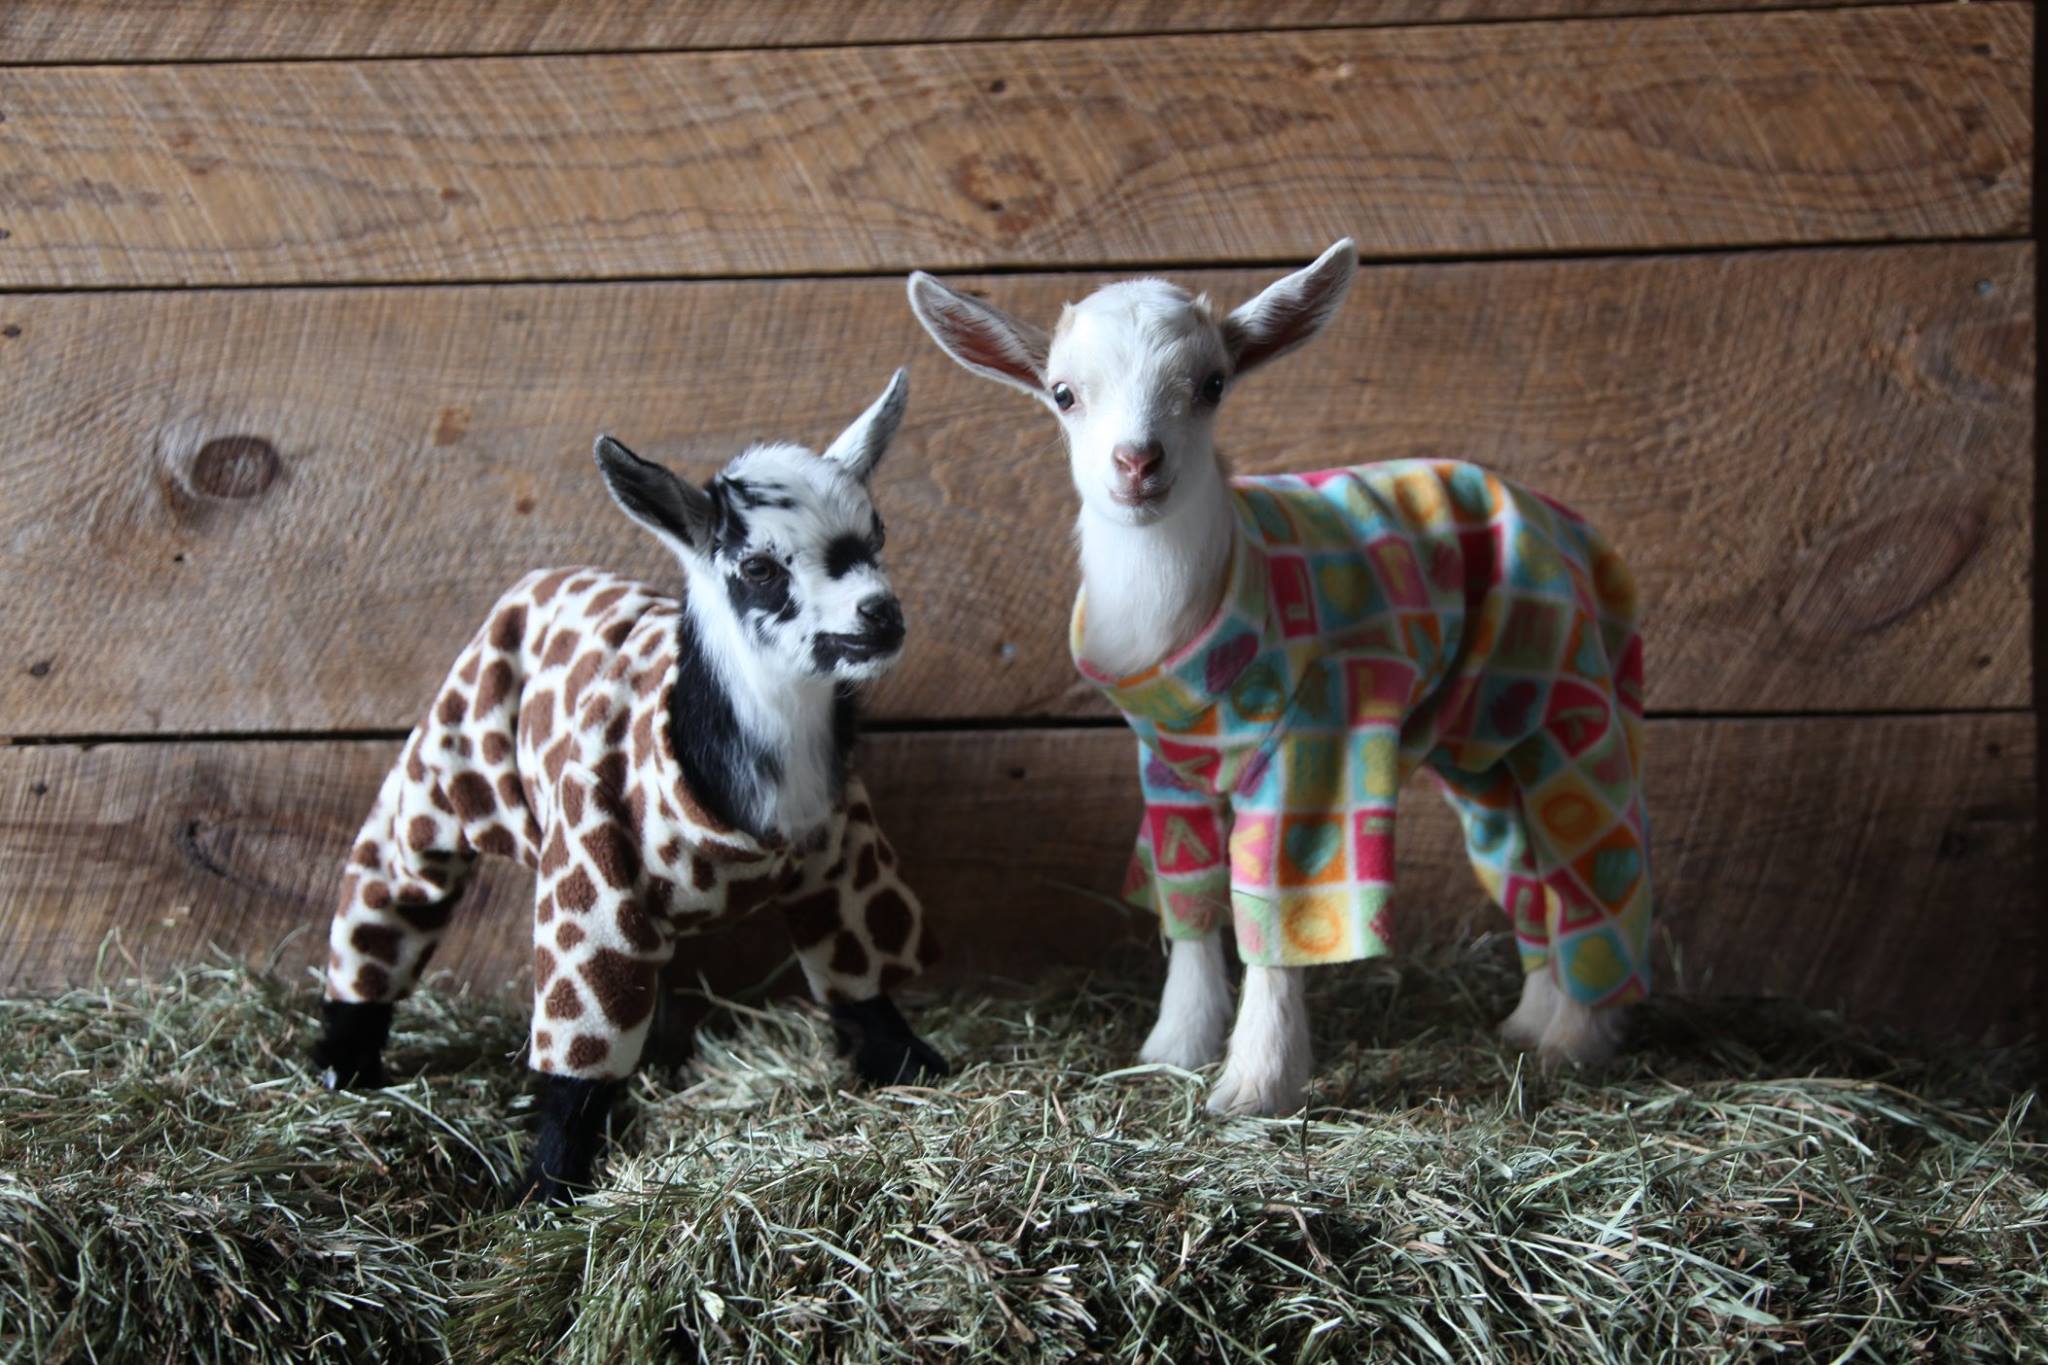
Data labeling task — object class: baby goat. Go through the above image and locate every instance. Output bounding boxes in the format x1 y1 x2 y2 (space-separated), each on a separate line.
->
910 248 1651 1115
313 372 947 1199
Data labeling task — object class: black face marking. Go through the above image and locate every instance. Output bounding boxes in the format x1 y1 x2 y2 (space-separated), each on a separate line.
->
706 480 752 556
726 566 796 640
723 477 797 511
824 533 876 580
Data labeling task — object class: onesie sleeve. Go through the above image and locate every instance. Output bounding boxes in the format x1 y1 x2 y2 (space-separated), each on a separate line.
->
1123 744 1232 941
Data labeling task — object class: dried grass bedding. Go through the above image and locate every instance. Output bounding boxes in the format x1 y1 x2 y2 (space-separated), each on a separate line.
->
1 942 2041 1364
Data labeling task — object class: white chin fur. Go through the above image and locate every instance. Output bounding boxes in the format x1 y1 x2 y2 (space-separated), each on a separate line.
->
1139 936 1233 1070
1206 964 1312 1116
829 652 899 684
1500 967 1626 1069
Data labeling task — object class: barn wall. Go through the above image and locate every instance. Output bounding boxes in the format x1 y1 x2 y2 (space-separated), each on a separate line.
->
0 1 2034 1036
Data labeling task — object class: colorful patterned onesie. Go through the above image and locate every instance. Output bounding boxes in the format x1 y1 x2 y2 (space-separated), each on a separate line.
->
326 568 938 1081
1075 461 1651 1007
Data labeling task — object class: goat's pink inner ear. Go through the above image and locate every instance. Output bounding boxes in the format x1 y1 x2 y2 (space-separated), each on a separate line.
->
950 329 1035 387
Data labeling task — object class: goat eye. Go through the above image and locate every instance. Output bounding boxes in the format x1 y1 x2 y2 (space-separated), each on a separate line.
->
1051 383 1076 412
1200 372 1226 404
739 555 779 583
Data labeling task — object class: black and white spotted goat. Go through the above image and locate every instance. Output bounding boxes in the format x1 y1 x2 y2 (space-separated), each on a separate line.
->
314 370 947 1202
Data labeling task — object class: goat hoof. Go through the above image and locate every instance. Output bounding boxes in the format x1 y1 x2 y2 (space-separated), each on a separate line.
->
1139 1011 1229 1070
830 995 950 1085
851 1032 950 1086
509 1167 583 1211
316 1058 389 1091
1204 1059 1307 1117
1534 1000 1627 1071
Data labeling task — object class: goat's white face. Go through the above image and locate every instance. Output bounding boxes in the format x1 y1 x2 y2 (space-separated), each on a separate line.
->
906 241 1357 529
1043 281 1232 526
595 370 910 685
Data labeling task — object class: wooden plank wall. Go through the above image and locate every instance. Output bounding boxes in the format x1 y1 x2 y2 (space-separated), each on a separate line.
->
0 2 2035 1038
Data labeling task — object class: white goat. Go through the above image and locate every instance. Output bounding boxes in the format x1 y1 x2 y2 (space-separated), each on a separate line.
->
910 246 1650 1115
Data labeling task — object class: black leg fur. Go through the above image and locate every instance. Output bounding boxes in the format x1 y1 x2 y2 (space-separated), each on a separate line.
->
829 995 950 1085
515 1075 622 1206
310 999 393 1090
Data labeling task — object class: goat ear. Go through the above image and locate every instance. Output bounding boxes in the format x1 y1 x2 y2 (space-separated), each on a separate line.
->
822 368 908 483
906 272 1049 399
593 435 714 555
1222 238 1355 377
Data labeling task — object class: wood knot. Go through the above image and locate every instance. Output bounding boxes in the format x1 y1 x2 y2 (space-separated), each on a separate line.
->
950 152 1054 239
189 436 280 500
1778 495 1989 639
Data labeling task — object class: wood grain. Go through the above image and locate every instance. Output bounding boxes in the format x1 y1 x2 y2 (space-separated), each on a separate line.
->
0 714 2032 1037
0 245 2029 734
0 5 2026 288
0 1 1917 63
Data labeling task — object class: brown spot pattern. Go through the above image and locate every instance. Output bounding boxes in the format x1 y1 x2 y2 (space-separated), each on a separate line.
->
353 963 390 999
449 772 495 820
567 1035 611 1069
489 605 526 652
784 889 840 948
542 629 579 669
867 889 913 955
556 920 585 950
534 945 556 984
530 569 571 605
582 949 657 1029
482 731 511 764
475 660 514 715
397 899 453 931
545 976 583 1020
351 923 403 964
556 867 598 913
831 933 870 978
521 692 556 747
565 652 604 705
615 901 663 953
584 823 640 889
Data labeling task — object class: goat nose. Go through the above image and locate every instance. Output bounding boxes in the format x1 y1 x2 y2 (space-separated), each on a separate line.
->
1112 441 1165 480
857 594 902 633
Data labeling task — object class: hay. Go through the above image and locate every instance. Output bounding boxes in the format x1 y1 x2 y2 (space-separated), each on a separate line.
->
1 943 2040 1363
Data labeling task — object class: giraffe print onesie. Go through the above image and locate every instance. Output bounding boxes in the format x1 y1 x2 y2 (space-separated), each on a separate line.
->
325 566 938 1081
